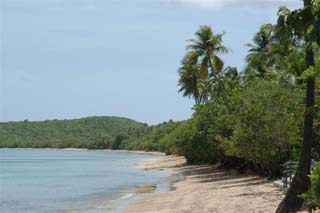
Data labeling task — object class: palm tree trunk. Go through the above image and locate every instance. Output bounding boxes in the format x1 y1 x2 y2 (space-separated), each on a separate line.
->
208 59 232 113
276 1 315 211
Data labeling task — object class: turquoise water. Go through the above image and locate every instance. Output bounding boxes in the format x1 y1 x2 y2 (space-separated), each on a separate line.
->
0 149 169 213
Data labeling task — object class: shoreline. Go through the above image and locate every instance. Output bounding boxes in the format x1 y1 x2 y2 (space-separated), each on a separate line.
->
124 155 284 213
1 148 286 212
0 147 164 156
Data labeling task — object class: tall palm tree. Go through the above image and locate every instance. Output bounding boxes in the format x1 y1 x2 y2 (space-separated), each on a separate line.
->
187 25 231 112
276 1 319 212
178 53 205 104
245 24 276 79
245 22 309 84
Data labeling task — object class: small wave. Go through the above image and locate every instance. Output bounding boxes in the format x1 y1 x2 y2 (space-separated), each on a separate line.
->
121 193 134 199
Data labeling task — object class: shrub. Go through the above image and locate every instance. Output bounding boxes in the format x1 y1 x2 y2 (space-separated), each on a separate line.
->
301 162 320 212
225 80 304 176
162 98 229 163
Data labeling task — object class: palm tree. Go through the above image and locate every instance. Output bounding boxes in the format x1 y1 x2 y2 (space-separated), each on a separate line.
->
245 22 309 85
245 24 276 79
207 63 239 98
186 25 231 112
276 1 318 212
178 53 205 104
222 66 239 91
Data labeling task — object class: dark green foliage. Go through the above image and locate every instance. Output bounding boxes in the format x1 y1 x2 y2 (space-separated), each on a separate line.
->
245 24 277 79
120 121 183 152
313 82 320 160
173 18 320 179
169 103 226 163
275 2 320 212
178 25 230 110
111 133 129 150
0 116 144 149
0 116 183 152
301 162 320 211
168 79 305 176
162 101 229 163
226 81 304 176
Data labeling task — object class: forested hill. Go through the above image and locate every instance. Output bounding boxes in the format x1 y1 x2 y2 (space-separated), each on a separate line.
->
0 116 183 151
0 116 146 149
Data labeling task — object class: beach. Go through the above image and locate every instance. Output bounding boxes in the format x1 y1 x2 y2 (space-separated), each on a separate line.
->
125 155 284 213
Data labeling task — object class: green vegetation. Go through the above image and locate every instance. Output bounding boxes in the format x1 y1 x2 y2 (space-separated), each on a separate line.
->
178 25 230 109
226 81 304 175
172 19 319 170
1 1 319 211
302 162 320 211
161 103 227 163
165 80 307 176
120 120 183 152
0 116 182 151
0 116 145 149
310 163 320 208
172 0 320 211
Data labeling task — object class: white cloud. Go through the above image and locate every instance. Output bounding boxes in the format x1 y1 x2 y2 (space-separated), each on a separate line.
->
168 0 301 9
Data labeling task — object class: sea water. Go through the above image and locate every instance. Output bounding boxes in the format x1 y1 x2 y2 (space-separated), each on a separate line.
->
0 149 170 213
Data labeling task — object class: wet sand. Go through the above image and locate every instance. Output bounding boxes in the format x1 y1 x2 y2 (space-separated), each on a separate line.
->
124 156 284 213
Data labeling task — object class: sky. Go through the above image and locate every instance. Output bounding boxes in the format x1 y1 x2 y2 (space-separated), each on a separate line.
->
0 0 301 124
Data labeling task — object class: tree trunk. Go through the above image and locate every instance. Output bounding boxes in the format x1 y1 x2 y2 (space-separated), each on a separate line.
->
276 1 315 211
208 58 231 113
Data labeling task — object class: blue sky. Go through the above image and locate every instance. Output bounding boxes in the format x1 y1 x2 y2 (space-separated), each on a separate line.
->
1 0 301 124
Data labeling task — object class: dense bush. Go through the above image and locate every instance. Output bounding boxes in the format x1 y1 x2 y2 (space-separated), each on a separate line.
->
164 80 304 176
302 162 320 211
225 81 304 175
161 98 230 163
161 120 214 163
313 83 320 161
120 121 182 152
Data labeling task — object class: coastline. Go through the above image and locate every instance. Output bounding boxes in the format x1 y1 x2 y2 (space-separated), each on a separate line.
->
124 155 284 213
1 147 164 156
1 148 285 212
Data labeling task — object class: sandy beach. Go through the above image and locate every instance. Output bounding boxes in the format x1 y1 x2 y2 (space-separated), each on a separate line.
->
124 155 284 213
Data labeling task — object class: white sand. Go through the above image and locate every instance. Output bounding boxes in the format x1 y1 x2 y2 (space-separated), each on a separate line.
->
124 156 284 213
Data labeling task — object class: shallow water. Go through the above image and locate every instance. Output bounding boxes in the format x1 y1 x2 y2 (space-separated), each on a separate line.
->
0 149 169 213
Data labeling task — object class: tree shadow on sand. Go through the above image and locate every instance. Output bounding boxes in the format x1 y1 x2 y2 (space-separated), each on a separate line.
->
171 163 275 190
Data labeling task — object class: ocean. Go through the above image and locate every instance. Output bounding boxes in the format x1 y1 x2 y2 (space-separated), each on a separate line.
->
0 149 170 213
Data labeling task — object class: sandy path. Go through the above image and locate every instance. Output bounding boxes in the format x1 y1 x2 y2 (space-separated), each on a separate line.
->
124 156 283 213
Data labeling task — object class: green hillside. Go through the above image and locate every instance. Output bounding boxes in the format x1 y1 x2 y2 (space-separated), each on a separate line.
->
0 116 146 149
